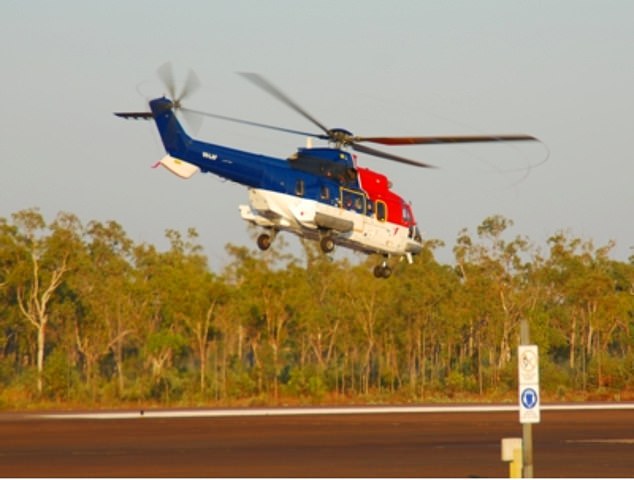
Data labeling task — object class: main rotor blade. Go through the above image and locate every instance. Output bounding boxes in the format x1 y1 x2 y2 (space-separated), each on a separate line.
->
351 143 436 169
238 72 331 136
181 108 327 139
355 134 538 146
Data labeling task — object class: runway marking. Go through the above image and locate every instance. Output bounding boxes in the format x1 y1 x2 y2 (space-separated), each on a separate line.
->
566 439 634 445
32 403 634 420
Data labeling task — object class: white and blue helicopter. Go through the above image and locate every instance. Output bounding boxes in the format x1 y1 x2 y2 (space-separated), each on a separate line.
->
116 64 537 278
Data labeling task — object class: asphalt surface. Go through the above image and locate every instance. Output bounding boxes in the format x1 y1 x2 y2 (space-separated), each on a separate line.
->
0 408 633 477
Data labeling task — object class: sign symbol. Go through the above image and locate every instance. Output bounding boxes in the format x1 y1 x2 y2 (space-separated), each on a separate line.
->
521 387 538 409
521 352 534 370
518 345 539 384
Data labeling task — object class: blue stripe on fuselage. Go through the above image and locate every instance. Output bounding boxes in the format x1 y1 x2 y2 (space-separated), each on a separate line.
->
149 97 362 205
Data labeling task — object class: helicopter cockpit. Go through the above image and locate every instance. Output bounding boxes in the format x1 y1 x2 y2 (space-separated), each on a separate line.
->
402 203 422 242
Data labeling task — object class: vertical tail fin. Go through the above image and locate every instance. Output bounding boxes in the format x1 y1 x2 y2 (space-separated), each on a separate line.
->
149 97 192 158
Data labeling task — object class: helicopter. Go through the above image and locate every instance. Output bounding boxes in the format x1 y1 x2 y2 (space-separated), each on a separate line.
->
116 64 537 278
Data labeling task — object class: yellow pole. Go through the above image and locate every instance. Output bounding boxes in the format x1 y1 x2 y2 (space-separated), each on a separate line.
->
510 446 523 478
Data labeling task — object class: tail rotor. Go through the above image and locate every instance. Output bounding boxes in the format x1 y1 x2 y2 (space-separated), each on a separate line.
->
156 61 202 132
115 61 201 130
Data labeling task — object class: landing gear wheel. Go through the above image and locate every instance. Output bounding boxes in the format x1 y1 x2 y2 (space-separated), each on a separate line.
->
257 233 272 251
320 236 335 253
373 265 392 279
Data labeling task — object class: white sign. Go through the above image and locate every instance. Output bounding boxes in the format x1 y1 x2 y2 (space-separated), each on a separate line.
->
518 345 540 384
519 385 540 423
518 345 540 424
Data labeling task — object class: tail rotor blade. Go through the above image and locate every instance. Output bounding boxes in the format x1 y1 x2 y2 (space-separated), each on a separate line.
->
156 63 200 111
179 68 201 103
181 108 203 134
157 61 177 100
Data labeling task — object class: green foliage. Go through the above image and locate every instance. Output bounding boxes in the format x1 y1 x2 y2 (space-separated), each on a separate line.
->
42 348 79 401
0 208 633 407
284 366 327 401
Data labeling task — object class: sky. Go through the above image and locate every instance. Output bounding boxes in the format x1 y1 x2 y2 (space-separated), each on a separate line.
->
2 0 633 270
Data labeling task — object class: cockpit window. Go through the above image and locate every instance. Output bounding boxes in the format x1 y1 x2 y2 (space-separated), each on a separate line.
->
402 205 412 223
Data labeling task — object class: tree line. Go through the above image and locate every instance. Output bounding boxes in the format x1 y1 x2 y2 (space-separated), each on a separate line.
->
1 208 633 408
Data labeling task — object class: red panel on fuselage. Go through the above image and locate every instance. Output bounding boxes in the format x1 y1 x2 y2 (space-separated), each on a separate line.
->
357 167 414 227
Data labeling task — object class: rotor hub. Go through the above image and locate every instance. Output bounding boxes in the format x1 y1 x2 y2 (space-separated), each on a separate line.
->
328 128 354 146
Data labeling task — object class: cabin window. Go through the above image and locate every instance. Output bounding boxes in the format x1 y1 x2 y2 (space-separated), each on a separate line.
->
295 179 305 196
340 188 366 214
376 201 387 222
320 185 330 200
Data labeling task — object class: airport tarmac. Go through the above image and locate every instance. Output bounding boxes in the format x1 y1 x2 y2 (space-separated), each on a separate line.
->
0 405 632 477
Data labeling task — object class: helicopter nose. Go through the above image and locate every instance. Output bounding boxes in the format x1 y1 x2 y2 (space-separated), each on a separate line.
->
406 226 424 256
409 225 422 243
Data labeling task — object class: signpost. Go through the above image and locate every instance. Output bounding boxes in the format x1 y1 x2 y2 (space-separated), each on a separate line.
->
518 319 539 478
518 345 540 424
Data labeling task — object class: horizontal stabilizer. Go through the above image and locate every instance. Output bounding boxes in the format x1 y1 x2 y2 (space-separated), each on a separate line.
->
114 112 153 120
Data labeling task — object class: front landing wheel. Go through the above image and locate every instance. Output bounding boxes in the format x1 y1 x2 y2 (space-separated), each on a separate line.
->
373 265 392 279
257 233 272 251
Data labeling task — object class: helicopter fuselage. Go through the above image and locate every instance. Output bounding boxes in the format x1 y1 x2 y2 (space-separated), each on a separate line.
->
149 97 423 270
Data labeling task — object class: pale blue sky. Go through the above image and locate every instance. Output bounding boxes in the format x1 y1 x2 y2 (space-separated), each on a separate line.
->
2 0 633 268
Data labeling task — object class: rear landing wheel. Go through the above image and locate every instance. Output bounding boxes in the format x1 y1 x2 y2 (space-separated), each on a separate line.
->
320 236 335 253
257 233 272 251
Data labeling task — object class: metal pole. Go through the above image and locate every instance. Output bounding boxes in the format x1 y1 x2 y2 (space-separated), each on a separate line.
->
520 318 534 478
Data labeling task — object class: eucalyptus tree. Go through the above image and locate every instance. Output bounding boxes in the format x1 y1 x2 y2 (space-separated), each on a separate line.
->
131 228 217 400
223 240 301 400
603 257 634 388
542 233 633 390
69 220 138 398
389 239 462 396
338 261 392 395
282 243 352 398
153 228 231 398
8 209 81 395
452 215 535 390
0 217 22 382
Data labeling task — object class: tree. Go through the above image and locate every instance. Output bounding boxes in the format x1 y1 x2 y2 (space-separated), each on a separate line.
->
157 228 225 397
452 216 537 392
69 220 137 398
535 233 633 392
285 246 350 398
9 210 80 395
0 217 22 385
222 241 299 401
